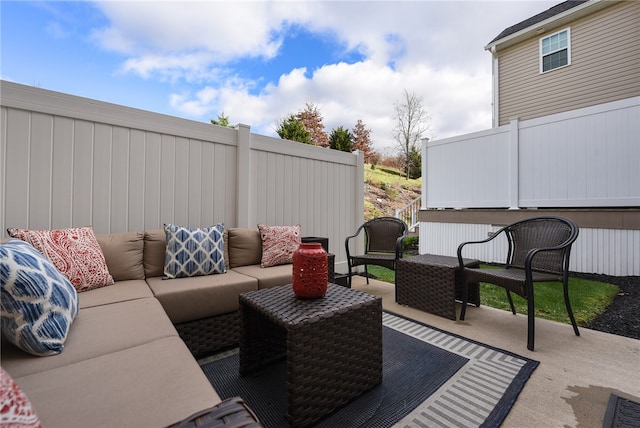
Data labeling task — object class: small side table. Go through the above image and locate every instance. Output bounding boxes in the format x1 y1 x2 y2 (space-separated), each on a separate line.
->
396 254 481 320
239 284 382 427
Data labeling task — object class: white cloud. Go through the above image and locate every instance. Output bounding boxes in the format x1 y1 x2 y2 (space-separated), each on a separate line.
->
91 0 558 151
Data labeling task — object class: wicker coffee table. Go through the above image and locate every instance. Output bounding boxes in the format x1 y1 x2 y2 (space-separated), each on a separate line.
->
239 284 382 427
396 254 481 320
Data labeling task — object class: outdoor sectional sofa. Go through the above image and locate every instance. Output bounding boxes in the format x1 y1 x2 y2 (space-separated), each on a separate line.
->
1 226 311 427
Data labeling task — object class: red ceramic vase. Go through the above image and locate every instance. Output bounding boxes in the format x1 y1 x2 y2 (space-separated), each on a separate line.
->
292 243 328 299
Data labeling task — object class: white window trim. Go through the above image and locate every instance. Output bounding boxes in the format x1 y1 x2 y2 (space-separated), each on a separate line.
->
539 27 571 74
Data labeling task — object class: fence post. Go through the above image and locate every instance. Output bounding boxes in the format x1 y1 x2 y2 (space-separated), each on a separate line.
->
236 124 252 227
421 138 429 209
354 150 365 256
509 118 520 209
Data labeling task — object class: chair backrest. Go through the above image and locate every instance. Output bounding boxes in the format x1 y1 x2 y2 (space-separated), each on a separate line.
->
363 217 408 253
504 216 579 273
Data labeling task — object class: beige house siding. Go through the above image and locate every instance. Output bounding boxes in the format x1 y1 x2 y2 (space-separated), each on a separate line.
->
497 1 640 125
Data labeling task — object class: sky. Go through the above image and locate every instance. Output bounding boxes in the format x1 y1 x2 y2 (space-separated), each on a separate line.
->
1 0 559 153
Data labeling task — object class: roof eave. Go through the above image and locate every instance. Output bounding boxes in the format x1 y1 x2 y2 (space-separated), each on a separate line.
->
484 0 613 53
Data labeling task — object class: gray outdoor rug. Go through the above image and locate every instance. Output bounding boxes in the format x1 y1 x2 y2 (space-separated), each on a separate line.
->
200 312 538 428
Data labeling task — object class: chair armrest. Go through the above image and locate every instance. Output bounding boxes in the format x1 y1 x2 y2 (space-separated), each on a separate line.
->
395 234 407 260
456 226 507 269
170 397 262 428
344 225 365 260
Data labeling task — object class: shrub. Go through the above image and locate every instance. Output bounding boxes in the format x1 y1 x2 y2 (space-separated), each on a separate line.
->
403 236 419 251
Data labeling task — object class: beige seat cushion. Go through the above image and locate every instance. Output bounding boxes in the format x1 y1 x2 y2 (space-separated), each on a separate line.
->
227 228 262 268
232 264 293 289
78 279 154 309
12 336 220 428
96 231 144 281
1 298 177 378
146 271 258 324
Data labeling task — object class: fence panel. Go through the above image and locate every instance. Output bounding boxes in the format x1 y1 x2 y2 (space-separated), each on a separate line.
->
424 127 511 208
0 81 363 270
424 97 640 209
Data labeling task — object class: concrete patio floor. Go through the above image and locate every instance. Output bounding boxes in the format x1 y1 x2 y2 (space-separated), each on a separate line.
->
349 276 640 428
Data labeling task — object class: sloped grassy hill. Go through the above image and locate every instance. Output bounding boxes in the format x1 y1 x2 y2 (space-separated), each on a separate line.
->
364 164 421 221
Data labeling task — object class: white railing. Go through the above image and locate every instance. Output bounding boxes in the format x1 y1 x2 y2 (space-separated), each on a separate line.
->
395 196 421 231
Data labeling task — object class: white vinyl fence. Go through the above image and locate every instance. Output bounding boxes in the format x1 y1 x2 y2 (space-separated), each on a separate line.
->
0 81 364 270
422 97 640 209
419 97 640 276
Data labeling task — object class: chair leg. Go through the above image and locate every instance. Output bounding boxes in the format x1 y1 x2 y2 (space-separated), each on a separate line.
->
459 275 469 321
563 280 580 337
364 265 369 284
506 291 517 315
347 262 353 288
527 293 535 351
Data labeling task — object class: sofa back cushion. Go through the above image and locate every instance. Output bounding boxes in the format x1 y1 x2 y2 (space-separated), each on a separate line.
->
96 232 145 281
143 229 166 278
228 228 262 268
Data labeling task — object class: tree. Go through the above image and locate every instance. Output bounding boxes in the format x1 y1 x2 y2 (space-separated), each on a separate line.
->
276 114 311 144
351 119 374 162
329 126 352 152
210 112 231 127
296 102 329 147
369 152 381 170
392 89 430 179
406 145 422 179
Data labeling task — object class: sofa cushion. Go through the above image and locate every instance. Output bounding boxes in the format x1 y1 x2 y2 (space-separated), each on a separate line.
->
11 337 220 428
1 297 177 378
1 239 78 357
146 271 258 324
227 228 262 268
232 264 293 290
164 224 226 279
77 279 153 309
0 367 41 428
96 231 144 281
143 229 166 278
7 227 114 292
258 224 301 268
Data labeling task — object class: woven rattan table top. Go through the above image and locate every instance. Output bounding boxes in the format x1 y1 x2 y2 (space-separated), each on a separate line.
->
401 253 480 268
239 284 381 330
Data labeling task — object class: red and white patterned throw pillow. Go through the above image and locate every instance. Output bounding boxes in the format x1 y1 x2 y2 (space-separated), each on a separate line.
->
257 224 301 268
0 368 42 428
7 227 114 292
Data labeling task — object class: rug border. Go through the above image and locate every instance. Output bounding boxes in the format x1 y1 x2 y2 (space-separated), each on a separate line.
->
384 310 539 428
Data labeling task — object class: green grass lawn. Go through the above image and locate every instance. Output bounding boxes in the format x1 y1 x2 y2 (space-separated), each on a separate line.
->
365 264 619 326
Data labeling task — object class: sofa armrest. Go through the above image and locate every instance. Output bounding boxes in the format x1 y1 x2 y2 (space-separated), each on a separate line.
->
169 397 262 428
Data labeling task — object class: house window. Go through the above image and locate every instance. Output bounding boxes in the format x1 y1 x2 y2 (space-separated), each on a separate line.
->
540 28 570 73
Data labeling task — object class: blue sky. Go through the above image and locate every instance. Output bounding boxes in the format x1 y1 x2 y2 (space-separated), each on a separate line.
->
1 0 558 152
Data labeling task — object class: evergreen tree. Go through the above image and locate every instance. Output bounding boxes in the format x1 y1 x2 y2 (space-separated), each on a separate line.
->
407 145 422 179
276 114 311 144
329 126 352 152
210 112 231 127
296 102 330 147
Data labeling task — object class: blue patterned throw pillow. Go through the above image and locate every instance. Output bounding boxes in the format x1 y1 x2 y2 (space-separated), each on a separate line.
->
1 239 78 356
164 224 226 279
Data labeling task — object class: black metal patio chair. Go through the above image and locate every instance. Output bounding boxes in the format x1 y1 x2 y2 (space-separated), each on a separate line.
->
457 216 580 351
345 217 408 287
